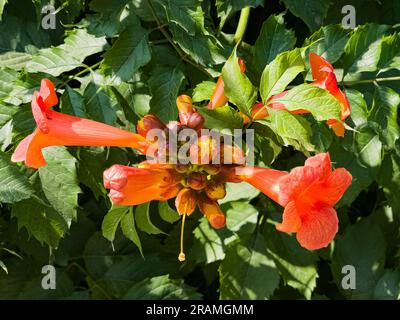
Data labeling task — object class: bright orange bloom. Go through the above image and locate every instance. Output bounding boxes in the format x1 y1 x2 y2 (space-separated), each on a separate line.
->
11 79 148 168
208 58 246 109
238 153 352 250
103 164 181 206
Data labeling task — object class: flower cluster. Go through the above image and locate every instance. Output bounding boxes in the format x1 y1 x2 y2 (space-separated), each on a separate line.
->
12 52 352 261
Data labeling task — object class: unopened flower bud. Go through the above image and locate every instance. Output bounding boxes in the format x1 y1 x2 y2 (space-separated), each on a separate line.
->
175 163 190 173
137 115 165 138
177 95 193 125
205 181 226 200
187 172 207 190
198 196 226 229
187 112 204 130
175 188 197 215
203 164 221 175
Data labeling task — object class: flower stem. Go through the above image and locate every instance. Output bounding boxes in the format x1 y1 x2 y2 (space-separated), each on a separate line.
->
343 76 400 86
147 0 212 78
234 7 251 44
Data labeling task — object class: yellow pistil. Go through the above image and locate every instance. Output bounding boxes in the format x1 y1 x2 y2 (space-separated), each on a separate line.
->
178 213 187 262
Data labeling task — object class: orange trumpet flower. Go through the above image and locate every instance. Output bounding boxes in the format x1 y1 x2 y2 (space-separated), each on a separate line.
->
103 164 182 206
238 153 352 250
11 79 149 168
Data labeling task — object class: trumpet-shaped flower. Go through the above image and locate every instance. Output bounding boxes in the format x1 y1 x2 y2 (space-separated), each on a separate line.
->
239 153 352 250
11 79 148 168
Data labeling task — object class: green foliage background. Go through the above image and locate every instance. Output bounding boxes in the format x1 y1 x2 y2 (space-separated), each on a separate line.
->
0 0 399 300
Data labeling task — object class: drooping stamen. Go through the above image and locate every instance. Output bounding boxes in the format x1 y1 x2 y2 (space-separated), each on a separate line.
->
178 213 187 262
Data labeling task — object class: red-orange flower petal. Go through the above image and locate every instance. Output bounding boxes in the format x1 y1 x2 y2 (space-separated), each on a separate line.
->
301 168 352 207
31 92 49 133
175 188 197 215
103 165 178 206
276 201 302 233
39 78 58 108
295 204 338 250
309 52 334 81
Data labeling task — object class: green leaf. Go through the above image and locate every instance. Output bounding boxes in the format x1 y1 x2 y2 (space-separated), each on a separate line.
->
329 141 375 206
26 29 107 76
84 0 141 37
0 152 33 203
221 47 257 115
169 24 225 67
60 85 86 117
260 48 305 103
135 202 165 235
0 0 7 21
165 0 205 36
260 109 314 152
149 66 185 122
253 122 282 165
347 88 368 127
219 233 280 299
12 198 67 248
102 205 129 242
272 83 342 122
219 182 260 204
197 105 243 132
83 80 117 125
123 275 202 300
0 68 18 100
190 217 236 264
0 119 12 151
120 207 143 256
254 14 296 75
224 201 258 235
332 217 386 299
378 151 400 211
343 23 390 74
0 51 31 70
101 27 151 82
263 221 319 299
0 102 18 126
74 148 107 200
0 260 7 274
282 0 330 31
158 201 180 223
355 125 382 170
192 81 215 103
304 24 349 64
39 147 81 227
369 86 400 148
373 270 400 300
216 0 263 28
377 33 400 70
